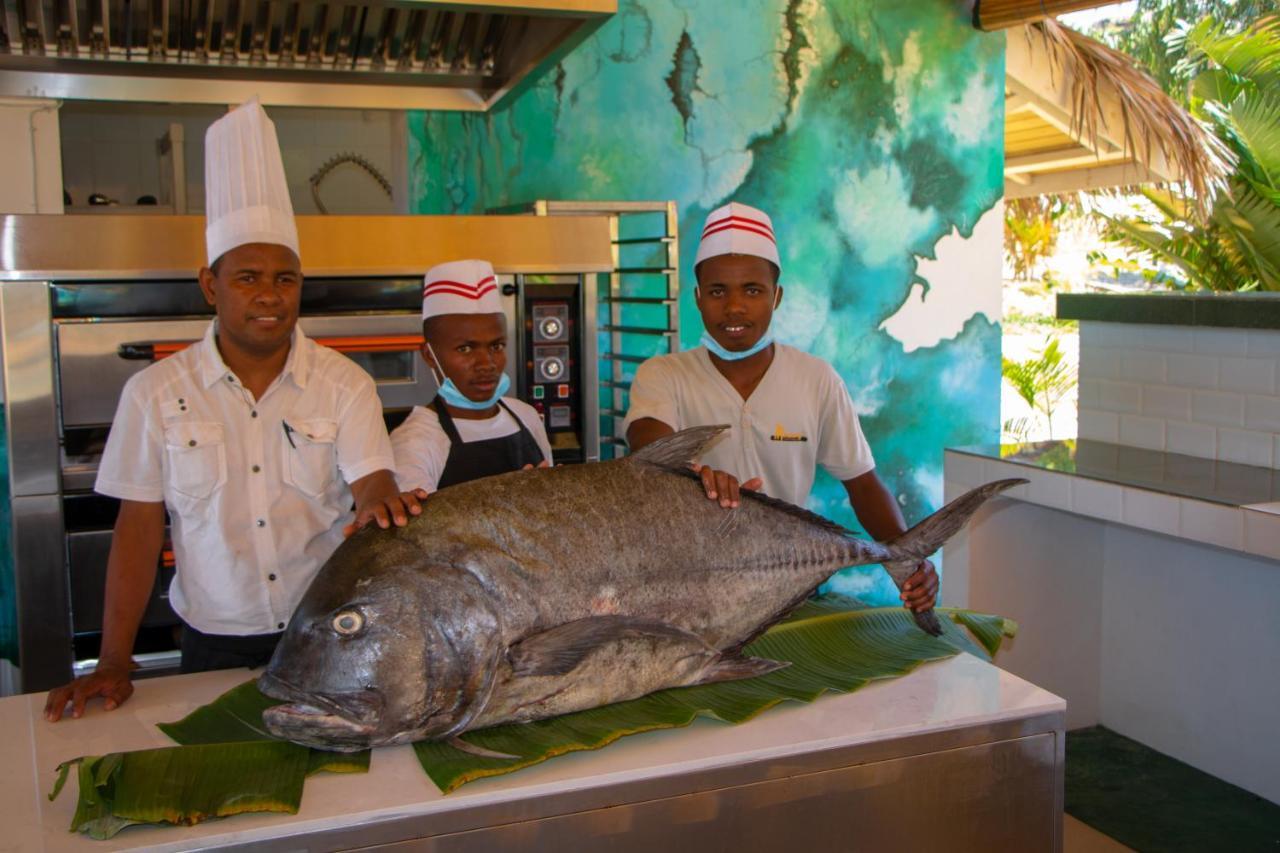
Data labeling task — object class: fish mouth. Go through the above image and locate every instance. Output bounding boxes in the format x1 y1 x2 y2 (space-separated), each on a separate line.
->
258 672 384 750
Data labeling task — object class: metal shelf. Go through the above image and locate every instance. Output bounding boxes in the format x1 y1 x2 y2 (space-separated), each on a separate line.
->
599 325 675 336
600 297 677 305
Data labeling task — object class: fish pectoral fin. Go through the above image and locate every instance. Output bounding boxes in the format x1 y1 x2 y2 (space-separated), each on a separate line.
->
508 615 707 678
695 654 790 686
447 736 520 761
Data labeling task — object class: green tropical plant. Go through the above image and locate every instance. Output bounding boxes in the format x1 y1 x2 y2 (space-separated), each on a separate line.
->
1003 337 1076 442
1093 15 1280 292
49 597 1015 837
1087 1 1277 105
1005 199 1064 281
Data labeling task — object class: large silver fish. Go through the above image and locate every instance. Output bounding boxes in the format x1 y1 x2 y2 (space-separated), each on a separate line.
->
259 426 1020 752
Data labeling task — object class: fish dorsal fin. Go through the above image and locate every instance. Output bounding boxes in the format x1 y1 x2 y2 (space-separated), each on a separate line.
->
630 425 730 470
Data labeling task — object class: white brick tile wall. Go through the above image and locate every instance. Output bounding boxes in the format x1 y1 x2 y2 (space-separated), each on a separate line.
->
943 452 984 489
1079 345 1121 380
1243 508 1280 560
1120 414 1167 450
1166 421 1217 458
1178 499 1244 551
1027 470 1071 510
943 452 1268 558
1166 353 1220 389
1121 487 1180 536
1142 386 1191 420
1078 408 1120 442
1077 321 1280 468
1078 378 1101 410
1069 477 1123 521
1246 330 1280 358
1219 357 1276 394
1217 428 1274 467
1122 351 1167 383
1139 324 1195 351
1191 389 1246 427
1245 395 1280 433
1098 379 1143 414
1193 327 1250 356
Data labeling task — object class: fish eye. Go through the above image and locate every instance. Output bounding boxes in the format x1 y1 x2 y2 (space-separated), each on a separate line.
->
332 610 364 636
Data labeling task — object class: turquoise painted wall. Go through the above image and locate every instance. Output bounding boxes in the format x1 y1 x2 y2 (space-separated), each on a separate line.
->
408 0 1005 605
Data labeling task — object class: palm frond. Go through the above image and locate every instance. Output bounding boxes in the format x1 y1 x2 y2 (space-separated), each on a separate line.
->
1030 18 1234 215
1228 90 1280 189
1182 15 1280 91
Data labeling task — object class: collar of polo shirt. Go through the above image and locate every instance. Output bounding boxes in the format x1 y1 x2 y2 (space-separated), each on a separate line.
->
199 320 311 390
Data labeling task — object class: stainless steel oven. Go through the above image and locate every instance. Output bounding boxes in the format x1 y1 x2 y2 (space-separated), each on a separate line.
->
0 214 611 692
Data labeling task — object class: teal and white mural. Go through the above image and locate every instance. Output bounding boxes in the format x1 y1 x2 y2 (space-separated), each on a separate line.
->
408 0 1005 605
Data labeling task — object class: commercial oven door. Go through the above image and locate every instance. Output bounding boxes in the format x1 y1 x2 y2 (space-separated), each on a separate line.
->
56 314 428 427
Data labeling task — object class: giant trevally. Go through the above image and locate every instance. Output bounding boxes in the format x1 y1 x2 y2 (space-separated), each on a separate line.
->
259 426 1021 752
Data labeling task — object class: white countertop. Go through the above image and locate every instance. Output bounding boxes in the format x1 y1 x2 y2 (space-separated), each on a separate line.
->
1 653 1064 852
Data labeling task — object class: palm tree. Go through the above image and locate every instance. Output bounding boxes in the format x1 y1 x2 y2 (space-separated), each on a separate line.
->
1095 16 1280 291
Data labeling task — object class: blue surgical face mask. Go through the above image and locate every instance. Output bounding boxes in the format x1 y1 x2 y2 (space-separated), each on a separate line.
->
700 330 774 361
696 285 780 362
426 342 511 411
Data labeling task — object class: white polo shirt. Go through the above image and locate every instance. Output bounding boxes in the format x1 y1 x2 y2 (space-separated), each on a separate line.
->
390 398 553 493
622 344 875 506
95 321 396 636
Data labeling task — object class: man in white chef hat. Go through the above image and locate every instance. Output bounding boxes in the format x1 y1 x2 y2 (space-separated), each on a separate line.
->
391 259 552 493
624 201 939 618
46 98 419 721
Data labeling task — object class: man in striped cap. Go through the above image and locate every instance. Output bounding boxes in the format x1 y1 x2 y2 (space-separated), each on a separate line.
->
624 201 938 617
391 259 552 493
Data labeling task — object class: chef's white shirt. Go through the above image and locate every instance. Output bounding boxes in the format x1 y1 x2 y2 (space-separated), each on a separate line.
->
95 321 396 636
390 398 553 493
622 344 875 506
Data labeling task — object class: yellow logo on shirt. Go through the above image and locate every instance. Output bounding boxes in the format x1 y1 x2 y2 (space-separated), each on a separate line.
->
770 424 808 442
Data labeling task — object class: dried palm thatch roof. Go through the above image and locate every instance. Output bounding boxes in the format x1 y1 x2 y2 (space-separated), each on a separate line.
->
1005 18 1232 215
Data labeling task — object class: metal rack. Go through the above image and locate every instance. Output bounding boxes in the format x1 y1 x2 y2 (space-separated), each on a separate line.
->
491 201 680 458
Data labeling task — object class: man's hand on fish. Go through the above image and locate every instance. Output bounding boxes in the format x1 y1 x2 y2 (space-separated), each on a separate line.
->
345 470 429 537
43 663 134 722
521 460 552 470
900 559 938 612
692 464 763 509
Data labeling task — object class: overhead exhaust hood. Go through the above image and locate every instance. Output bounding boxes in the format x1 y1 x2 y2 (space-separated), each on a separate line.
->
0 0 614 109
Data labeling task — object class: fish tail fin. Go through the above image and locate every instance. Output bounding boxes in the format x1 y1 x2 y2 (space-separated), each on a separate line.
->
878 479 1025 636
883 479 1025 566
629 425 731 469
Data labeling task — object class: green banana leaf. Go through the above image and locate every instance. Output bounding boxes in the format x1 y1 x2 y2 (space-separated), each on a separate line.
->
414 600 1016 793
49 598 1014 837
159 678 372 775
50 741 309 840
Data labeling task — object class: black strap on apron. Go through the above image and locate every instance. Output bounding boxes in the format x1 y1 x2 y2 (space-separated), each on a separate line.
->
432 398 546 490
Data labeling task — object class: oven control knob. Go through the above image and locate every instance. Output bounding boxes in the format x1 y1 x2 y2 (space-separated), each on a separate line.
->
538 316 564 341
540 356 565 380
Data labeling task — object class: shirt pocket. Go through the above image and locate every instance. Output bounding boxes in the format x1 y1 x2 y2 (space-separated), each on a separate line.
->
163 422 227 501
283 417 339 498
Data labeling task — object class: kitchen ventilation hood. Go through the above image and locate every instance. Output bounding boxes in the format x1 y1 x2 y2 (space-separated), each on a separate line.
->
0 0 613 109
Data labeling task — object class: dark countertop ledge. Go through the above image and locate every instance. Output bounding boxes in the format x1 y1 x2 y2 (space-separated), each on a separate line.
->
948 439 1280 508
1057 292 1280 330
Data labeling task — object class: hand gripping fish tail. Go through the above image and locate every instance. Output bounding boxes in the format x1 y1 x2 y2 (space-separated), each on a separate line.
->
880 478 1028 635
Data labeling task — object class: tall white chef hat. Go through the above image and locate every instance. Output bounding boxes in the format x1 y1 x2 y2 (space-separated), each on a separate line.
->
694 201 782 275
204 97 300 267
422 259 502 320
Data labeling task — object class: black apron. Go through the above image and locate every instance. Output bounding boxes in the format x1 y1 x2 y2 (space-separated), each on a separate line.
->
433 398 546 489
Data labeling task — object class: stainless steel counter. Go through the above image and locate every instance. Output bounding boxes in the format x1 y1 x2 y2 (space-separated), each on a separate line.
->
2 653 1065 852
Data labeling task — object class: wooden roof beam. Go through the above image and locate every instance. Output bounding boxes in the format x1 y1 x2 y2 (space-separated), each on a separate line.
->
1004 161 1159 198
